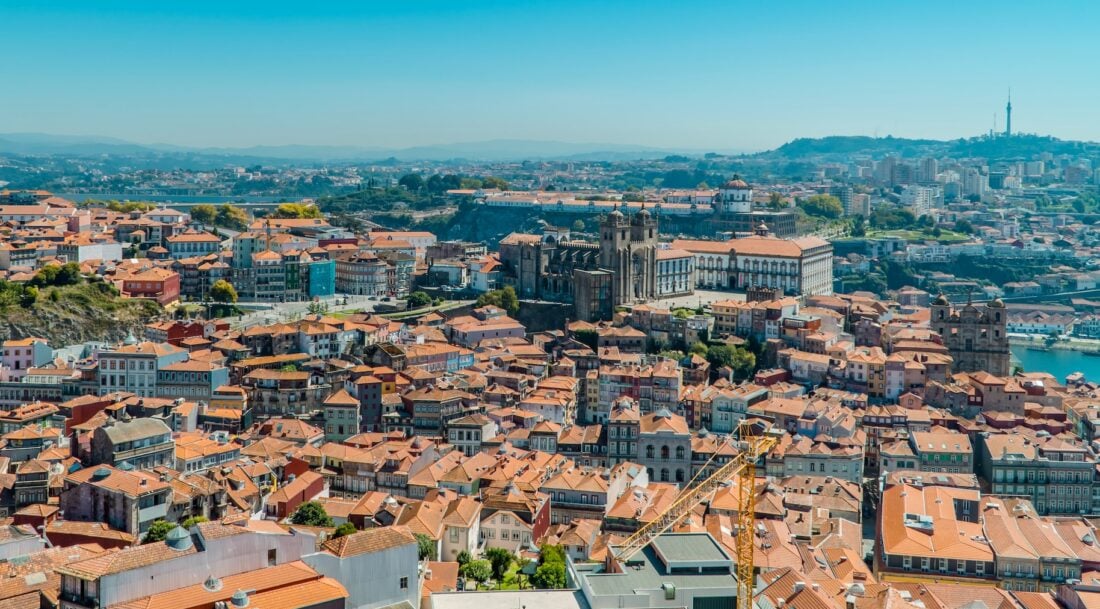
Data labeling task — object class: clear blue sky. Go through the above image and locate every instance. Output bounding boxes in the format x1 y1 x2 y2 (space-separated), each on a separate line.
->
2 0 1097 151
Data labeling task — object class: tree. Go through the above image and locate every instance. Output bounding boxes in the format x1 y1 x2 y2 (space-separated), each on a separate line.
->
706 345 756 379
485 547 514 583
532 544 567 588
729 347 756 380
870 206 917 230
571 219 586 232
426 174 462 194
290 501 334 527
689 342 709 356
797 194 844 219
539 544 566 565
210 280 239 304
415 533 438 560
456 550 473 566
399 174 424 192
56 262 82 286
407 291 432 308
331 523 358 539
29 265 59 288
573 329 598 350
144 520 176 544
476 286 519 316
20 286 38 308
954 219 974 234
191 204 217 225
273 203 322 219
850 215 867 237
498 286 519 316
481 176 509 190
767 191 786 210
181 515 208 529
460 559 492 587
531 562 566 589
215 204 250 231
706 344 736 368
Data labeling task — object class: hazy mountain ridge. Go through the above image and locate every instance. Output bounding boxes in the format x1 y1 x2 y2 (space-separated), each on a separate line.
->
0 133 710 162
3 132 1097 164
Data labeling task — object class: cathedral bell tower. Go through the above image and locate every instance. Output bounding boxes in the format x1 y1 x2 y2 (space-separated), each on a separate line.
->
599 204 658 306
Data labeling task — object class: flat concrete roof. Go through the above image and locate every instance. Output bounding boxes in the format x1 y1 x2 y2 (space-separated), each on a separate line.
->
651 532 731 566
429 590 588 609
582 535 736 598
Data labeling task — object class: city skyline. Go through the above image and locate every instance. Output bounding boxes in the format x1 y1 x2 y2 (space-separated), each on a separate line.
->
3 1 1099 151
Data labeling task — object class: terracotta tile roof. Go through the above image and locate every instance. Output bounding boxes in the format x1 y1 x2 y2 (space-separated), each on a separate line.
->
64 466 170 497
111 560 321 609
241 576 347 609
43 520 136 545
879 483 992 562
1012 592 1061 609
57 536 198 579
107 341 185 357
323 389 359 407
321 525 416 557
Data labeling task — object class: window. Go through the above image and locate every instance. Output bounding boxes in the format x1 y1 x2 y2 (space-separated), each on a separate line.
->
267 549 277 566
400 577 409 590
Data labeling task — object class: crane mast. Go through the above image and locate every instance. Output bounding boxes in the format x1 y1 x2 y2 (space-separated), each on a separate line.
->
611 421 776 609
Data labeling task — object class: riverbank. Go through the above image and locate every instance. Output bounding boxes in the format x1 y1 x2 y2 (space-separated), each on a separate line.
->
1009 335 1100 353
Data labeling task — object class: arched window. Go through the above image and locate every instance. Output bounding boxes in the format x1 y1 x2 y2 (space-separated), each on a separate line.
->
646 445 655 459
676 446 685 460
661 445 670 460
676 469 685 483
661 468 669 482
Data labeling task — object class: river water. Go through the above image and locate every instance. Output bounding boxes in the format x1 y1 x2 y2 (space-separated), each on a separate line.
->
1011 345 1100 382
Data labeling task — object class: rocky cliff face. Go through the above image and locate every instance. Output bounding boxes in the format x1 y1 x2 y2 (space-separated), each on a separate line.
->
0 290 162 347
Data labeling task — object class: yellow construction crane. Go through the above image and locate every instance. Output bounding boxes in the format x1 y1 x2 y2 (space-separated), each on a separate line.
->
611 420 777 609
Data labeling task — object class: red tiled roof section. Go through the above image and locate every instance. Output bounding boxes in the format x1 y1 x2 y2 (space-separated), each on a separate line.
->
321 525 416 558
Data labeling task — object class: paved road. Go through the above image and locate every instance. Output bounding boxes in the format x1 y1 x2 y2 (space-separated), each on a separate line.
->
649 289 747 310
229 294 379 330
229 295 475 330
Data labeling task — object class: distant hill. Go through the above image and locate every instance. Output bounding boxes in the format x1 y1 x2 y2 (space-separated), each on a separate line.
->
0 133 706 162
765 134 1100 161
0 132 156 156
769 135 944 159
